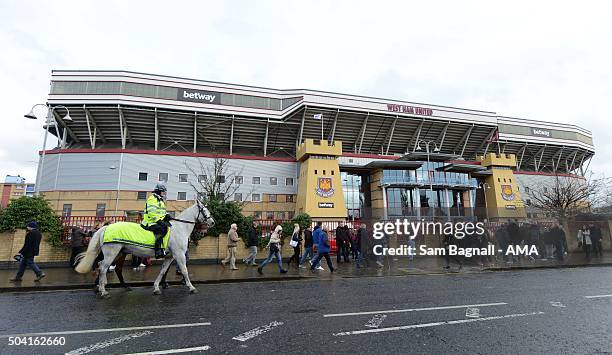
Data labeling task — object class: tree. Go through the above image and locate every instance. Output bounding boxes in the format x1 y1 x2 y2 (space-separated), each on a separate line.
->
186 156 250 204
526 173 608 222
0 196 64 247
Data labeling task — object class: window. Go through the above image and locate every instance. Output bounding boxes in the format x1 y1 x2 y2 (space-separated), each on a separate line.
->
275 211 285 220
286 177 294 186
526 199 532 206
217 175 225 183
139 172 148 181
62 204 72 217
266 211 274 220
235 176 243 184
96 204 106 218
137 191 147 200
179 174 188 183
269 194 277 202
158 173 168 182
234 193 243 202
315 170 318 174
287 211 295 220
252 193 261 202
286 195 294 202
253 177 261 184
198 175 207 183
270 177 277 185
177 192 187 201
218 193 225 200
331 170 335 175
525 187 530 194
254 211 262 219
543 187 548 193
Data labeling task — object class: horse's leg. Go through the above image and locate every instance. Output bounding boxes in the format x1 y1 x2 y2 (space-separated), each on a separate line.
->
98 246 120 298
115 254 130 291
160 257 175 289
153 257 173 295
175 252 196 293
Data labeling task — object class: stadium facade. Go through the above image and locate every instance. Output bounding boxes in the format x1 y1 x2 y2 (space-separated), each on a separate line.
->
36 70 594 222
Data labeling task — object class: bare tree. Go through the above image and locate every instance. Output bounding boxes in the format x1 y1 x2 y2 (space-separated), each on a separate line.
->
186 156 251 205
526 172 608 221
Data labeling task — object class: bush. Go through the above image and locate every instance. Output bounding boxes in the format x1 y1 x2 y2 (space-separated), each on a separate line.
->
0 196 64 247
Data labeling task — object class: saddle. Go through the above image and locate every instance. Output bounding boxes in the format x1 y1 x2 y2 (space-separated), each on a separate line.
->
103 222 171 249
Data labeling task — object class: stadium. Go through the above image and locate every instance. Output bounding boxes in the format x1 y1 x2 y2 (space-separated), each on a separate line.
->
35 70 594 224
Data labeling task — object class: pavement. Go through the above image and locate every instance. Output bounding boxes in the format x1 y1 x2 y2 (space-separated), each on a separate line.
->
1 252 611 292
0 267 610 354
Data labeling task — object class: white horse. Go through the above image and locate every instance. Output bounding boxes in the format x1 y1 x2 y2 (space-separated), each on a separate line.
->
75 201 214 297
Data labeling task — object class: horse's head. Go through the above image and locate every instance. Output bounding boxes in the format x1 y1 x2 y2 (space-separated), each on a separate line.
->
195 200 215 230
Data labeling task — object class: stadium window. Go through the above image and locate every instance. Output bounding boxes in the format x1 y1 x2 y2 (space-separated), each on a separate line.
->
254 211 262 219
498 178 501 182
218 193 225 200
287 211 295 220
269 194 277 202
526 199 532 206
252 193 261 202
96 204 106 218
235 176 243 184
525 187 530 194
159 173 168 182
234 193 243 202
253 176 261 184
286 177 294 186
139 172 148 181
331 170 335 175
286 194 294 202
198 175 207 183
177 192 187 201
179 174 188 183
62 204 72 217
217 175 226 183
275 211 285 220
270 177 277 185
266 211 274 220
137 191 147 200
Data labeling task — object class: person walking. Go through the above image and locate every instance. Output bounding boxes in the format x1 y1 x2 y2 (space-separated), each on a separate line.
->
299 226 314 268
310 226 335 273
577 224 592 261
311 222 324 271
589 223 603 257
551 222 567 261
243 221 259 266
221 223 240 270
257 225 287 274
69 223 87 267
10 221 46 282
287 224 302 268
355 224 368 268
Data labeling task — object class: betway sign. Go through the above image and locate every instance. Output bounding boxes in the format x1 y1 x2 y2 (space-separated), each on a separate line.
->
177 88 220 104
387 104 433 116
532 128 551 137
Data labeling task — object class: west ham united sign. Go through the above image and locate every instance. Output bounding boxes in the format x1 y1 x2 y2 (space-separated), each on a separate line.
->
501 184 516 201
315 177 335 198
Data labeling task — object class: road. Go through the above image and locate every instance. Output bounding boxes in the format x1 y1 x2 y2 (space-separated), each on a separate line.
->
1 267 611 354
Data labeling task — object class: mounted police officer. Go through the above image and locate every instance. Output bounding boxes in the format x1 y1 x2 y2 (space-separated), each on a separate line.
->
142 183 171 258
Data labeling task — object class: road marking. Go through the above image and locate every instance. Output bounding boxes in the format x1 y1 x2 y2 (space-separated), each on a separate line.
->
0 322 211 338
365 314 387 328
465 307 480 318
333 312 545 336
323 302 508 318
585 294 612 299
550 301 566 308
66 330 152 355
125 345 211 354
232 321 284 342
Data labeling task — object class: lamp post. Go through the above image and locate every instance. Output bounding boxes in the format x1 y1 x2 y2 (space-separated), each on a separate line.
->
478 182 491 221
415 140 440 217
25 104 72 196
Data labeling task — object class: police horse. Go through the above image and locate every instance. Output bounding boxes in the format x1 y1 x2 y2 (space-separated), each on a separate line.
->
75 201 214 297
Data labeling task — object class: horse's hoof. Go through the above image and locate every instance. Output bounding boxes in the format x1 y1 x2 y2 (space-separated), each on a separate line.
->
161 282 169 289
153 289 161 295
189 288 198 294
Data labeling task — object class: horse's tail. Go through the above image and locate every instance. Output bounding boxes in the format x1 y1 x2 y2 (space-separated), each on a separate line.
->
75 227 104 273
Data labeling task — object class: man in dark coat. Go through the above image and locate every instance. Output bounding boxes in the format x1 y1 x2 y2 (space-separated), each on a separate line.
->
69 223 87 267
243 221 259 266
10 221 46 282
589 223 603 257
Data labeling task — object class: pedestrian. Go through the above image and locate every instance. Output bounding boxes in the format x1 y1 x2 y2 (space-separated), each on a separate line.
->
69 223 87 267
336 224 350 263
287 223 302 268
311 222 325 271
258 225 288 274
310 226 335 273
243 221 259 266
355 223 368 268
221 223 240 270
348 227 357 260
577 224 591 261
589 223 603 257
10 221 46 282
299 225 314 268
550 222 566 261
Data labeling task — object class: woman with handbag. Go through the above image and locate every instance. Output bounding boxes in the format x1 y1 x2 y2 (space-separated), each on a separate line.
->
258 225 288 275
287 224 302 268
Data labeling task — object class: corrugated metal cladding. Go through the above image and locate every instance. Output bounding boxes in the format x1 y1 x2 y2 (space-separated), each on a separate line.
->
38 153 299 200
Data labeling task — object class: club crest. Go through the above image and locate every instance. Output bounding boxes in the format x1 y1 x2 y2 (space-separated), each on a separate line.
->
501 184 515 201
316 177 335 198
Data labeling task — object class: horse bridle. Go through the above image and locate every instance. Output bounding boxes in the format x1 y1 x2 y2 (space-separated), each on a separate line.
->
170 203 212 226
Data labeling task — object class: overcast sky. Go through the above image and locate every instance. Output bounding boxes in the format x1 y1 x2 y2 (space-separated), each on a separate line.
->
1 1 611 183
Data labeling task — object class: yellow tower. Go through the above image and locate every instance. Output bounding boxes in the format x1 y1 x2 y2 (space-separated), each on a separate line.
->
295 139 347 220
476 153 527 219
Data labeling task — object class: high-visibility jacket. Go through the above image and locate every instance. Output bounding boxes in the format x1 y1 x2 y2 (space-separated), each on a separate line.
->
142 194 166 227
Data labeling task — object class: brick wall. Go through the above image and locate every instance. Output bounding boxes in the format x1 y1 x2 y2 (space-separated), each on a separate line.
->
0 230 71 263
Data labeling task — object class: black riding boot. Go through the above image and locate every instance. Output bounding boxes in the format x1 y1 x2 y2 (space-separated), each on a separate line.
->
154 235 165 259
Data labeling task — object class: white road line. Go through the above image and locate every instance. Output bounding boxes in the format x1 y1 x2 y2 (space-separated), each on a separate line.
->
333 312 545 336
125 345 211 354
323 302 508 318
232 321 284 342
585 294 612 299
66 330 152 355
0 322 211 339
465 307 480 318
550 301 566 308
365 314 387 328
